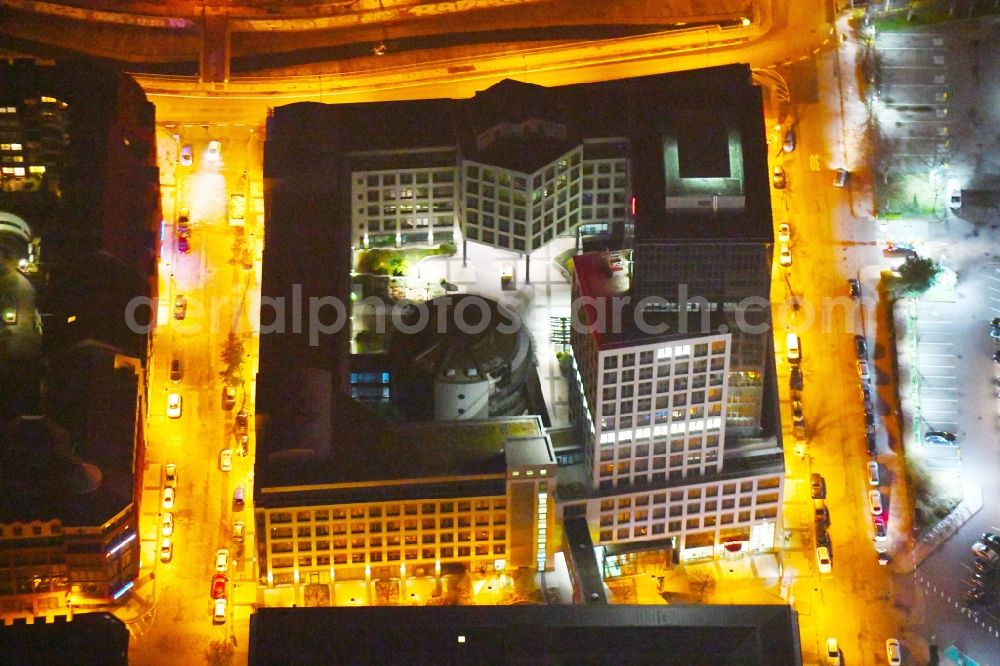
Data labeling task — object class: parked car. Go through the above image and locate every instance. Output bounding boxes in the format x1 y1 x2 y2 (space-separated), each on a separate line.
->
772 166 786 189
877 549 890 566
866 429 877 456
160 537 173 563
866 461 879 486
982 533 1000 552
207 140 222 162
790 367 804 391
215 549 229 573
177 218 191 239
994 350 1000 364
923 430 956 445
174 294 187 320
233 521 245 543
165 463 177 489
167 393 182 419
779 244 792 267
868 490 883 516
161 512 174 537
854 334 867 359
848 278 861 299
833 168 849 188
213 598 227 624
792 400 805 426
235 409 249 435
180 144 193 166
966 586 995 605
873 519 887 542
211 573 228 600
816 546 832 574
777 223 790 243
860 384 873 409
237 434 249 457
162 487 175 510
857 360 870 380
170 359 183 383
222 385 237 410
815 505 830 528
883 241 917 258
972 541 999 562
973 558 996 573
810 473 826 500
886 638 901 666
786 332 801 363
233 486 245 511
219 449 233 472
177 236 190 254
825 637 840 666
947 178 961 209
783 130 796 153
229 193 246 224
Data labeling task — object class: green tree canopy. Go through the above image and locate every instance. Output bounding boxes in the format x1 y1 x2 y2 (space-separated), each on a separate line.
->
220 332 245 385
893 255 941 294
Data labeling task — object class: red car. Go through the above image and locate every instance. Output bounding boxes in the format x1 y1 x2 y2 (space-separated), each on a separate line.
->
211 573 228 599
177 236 190 254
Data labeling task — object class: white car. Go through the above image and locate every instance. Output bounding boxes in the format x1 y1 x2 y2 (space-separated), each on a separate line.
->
778 223 791 243
866 461 879 486
779 244 792 267
162 487 175 510
161 512 174 537
167 393 182 419
868 489 883 516
947 178 961 209
857 360 870 380
816 546 832 574
886 638 901 665
215 548 229 572
160 537 173 563
213 597 227 624
219 449 233 472
207 140 222 162
825 637 840 666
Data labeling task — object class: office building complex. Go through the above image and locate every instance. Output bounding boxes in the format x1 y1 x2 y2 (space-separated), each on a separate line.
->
259 64 784 600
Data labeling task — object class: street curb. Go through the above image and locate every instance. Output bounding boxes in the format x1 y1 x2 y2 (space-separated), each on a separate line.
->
896 483 983 573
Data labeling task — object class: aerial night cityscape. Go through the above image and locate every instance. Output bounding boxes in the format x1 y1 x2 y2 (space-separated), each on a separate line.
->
1 0 1000 664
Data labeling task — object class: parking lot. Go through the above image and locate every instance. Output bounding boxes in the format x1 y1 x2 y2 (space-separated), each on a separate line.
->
913 304 962 470
988 264 1000 316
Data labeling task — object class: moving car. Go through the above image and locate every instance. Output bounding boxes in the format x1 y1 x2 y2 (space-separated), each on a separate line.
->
207 140 222 161
215 548 229 573
868 490 883 516
778 223 791 243
816 546 832 574
162 487 175 510
161 512 174 537
825 637 840 666
854 334 867 359
848 278 861 299
174 294 187 320
866 461 880 486
886 638 901 666
219 449 233 472
211 573 228 600
213 598 227 624
772 166 786 189
833 168 848 188
779 244 792 267
165 463 177 488
170 359 183 383
167 393 182 419
783 129 796 153
180 144 193 166
160 537 173 563
857 360 870 380
923 430 956 445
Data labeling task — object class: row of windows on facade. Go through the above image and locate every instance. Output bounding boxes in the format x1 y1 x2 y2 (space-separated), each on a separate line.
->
599 401 724 425
601 370 726 400
597 506 779 543
268 528 503 554
464 177 627 205
361 170 455 188
269 543 506 569
600 365 726 388
267 516 505 536
266 499 506 524
599 490 780 526
598 436 723 461
597 451 723 477
603 342 727 369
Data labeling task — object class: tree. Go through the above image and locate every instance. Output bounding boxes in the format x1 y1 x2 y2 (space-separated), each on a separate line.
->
689 571 716 602
204 639 234 666
220 332 245 386
893 255 941 294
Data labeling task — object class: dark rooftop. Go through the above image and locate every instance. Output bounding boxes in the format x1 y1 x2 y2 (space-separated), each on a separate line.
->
0 612 128 666
248 604 801 666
